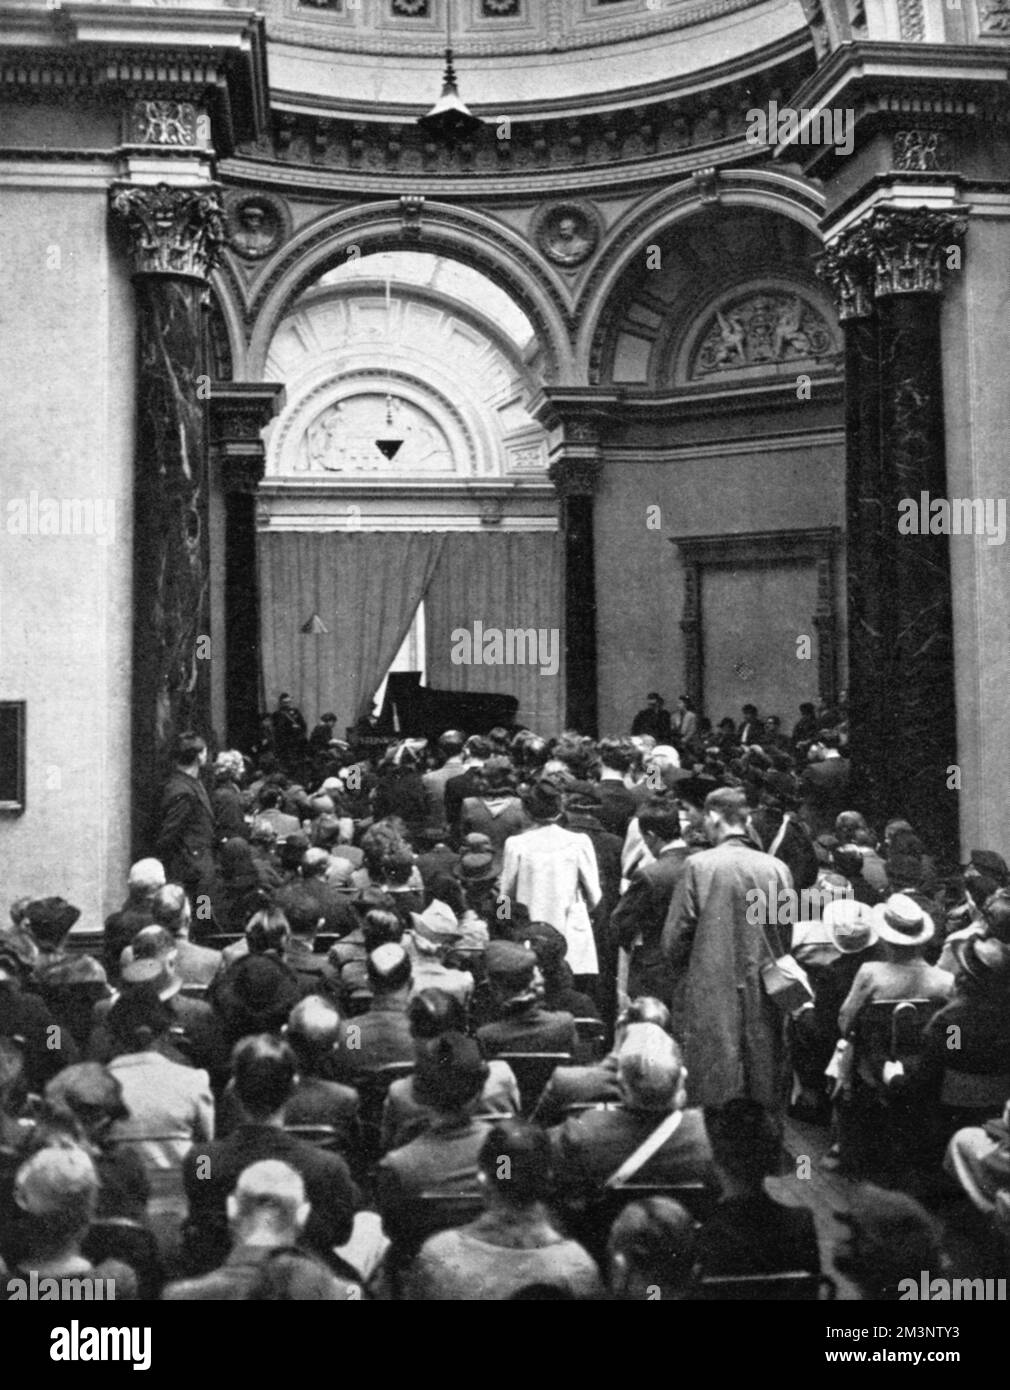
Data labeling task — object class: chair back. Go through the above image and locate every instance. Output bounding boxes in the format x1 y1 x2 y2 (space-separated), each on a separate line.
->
939 1069 1010 1112
574 1017 608 1062
567 1180 717 1265
357 1062 416 1162
697 1270 835 1301
854 997 937 1067
283 1124 343 1153
178 983 209 1000
496 1052 572 1116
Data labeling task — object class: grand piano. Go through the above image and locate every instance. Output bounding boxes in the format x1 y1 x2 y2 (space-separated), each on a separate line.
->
370 671 520 744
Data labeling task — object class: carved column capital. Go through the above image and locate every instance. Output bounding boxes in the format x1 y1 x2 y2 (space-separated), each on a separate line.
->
110 183 226 280
819 205 967 315
862 207 967 298
210 383 285 495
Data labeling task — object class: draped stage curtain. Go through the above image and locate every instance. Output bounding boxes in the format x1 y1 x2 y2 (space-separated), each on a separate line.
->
259 531 446 732
424 531 563 734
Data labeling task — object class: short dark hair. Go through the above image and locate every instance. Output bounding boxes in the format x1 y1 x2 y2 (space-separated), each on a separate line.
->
598 737 634 773
479 1119 553 1205
362 908 403 952
366 943 411 993
705 787 749 825
646 692 663 703
274 885 322 939
408 987 466 1039
174 731 206 766
233 1035 297 1118
637 796 681 844
321 713 337 724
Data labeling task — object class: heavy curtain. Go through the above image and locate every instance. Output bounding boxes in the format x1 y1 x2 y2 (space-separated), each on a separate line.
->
424 531 563 734
259 531 445 732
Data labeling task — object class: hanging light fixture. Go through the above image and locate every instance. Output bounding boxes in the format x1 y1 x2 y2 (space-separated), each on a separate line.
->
301 612 328 635
417 0 484 145
376 258 404 460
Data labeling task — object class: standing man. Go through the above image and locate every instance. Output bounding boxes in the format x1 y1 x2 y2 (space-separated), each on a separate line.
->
154 731 217 912
661 788 793 1120
631 692 672 743
272 693 308 768
611 796 691 1004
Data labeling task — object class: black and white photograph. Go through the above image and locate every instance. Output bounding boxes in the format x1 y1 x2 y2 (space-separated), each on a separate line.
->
0 0 1008 1348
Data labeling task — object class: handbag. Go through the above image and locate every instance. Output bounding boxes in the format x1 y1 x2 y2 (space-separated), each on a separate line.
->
758 921 815 1016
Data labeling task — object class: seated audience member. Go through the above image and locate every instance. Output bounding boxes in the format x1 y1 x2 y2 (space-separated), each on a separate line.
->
938 876 1001 975
105 984 215 1173
332 945 416 1087
272 884 340 1000
92 927 230 1086
450 843 496 951
375 1032 491 1250
592 738 640 840
248 819 284 891
165 1160 355 1301
300 850 357 935
150 884 221 987
833 1183 946 1299
606 1198 698 1302
0 1146 136 1301
381 989 519 1151
23 897 110 1052
406 901 474 1008
407 1119 603 1301
255 786 301 842
831 845 882 907
0 935 78 1090
42 1064 150 1225
183 1035 358 1274
215 838 271 937
103 859 166 978
350 826 424 915
550 1029 717 1196
945 1099 1010 1215
533 998 673 1126
898 935 1010 1145
837 894 954 1036
610 796 689 1003
211 912 303 1045
327 889 398 995
216 995 360 1146
697 1099 820 1278
337 905 405 1011
516 921 599 1022
476 941 577 1059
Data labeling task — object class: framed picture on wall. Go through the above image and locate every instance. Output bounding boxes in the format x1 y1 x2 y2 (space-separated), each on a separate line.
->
0 701 26 813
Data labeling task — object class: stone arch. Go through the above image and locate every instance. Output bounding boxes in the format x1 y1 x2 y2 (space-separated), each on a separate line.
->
207 262 249 381
576 169 826 384
243 201 576 385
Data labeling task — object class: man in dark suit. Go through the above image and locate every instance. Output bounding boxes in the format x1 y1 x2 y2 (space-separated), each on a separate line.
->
550 1028 717 1195
155 731 217 910
443 736 492 841
272 693 308 767
331 944 415 1087
738 704 765 749
476 941 577 1058
563 790 623 1023
183 1035 358 1274
631 693 673 743
593 739 641 840
611 796 690 1004
799 731 851 837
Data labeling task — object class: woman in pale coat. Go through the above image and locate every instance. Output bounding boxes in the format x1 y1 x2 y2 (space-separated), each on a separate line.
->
499 779 601 980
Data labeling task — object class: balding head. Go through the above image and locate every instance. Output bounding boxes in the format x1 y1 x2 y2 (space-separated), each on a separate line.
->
285 995 341 1072
617 1026 685 1112
127 858 166 898
151 883 191 937
227 1160 309 1239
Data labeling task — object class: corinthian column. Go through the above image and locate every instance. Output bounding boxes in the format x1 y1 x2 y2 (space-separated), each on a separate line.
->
819 206 966 859
109 182 225 856
549 436 602 737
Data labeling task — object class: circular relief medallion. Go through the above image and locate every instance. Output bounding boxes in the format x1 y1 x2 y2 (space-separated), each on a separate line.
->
534 201 600 269
226 192 289 261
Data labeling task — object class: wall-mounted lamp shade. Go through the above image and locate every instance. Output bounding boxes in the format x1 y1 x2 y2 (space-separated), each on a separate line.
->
301 613 329 635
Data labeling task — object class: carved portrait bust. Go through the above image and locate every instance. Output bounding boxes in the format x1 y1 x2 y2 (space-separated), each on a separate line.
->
228 194 288 261
536 202 600 268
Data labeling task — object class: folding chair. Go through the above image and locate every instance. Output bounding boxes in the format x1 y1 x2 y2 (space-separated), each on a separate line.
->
495 1052 572 1117
574 1017 608 1062
178 983 209 1000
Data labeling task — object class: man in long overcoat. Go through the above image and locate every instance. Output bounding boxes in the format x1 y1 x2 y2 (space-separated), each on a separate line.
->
661 787 793 1117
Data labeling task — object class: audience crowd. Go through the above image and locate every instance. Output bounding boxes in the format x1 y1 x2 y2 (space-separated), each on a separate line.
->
2 691 1008 1300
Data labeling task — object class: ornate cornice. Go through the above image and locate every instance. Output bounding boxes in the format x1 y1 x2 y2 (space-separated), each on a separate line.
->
817 205 968 315
109 183 226 281
548 457 603 499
